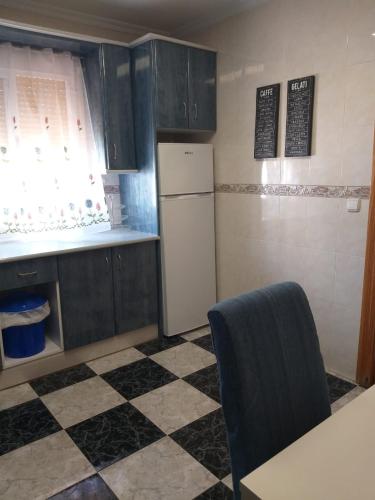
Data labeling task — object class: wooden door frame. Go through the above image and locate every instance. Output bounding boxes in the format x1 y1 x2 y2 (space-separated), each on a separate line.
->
357 126 375 387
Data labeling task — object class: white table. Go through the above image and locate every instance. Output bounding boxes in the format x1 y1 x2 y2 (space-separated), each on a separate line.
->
241 385 375 500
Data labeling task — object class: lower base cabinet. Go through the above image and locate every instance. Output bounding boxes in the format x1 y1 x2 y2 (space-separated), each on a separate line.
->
58 242 158 350
112 241 158 334
58 248 115 350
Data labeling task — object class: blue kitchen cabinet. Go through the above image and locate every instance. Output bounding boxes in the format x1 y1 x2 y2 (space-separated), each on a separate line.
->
154 40 189 130
58 249 115 350
101 44 136 170
153 40 216 131
188 47 217 131
112 241 158 334
58 242 159 349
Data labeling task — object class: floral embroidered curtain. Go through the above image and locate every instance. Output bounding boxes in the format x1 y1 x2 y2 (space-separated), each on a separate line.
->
0 43 109 237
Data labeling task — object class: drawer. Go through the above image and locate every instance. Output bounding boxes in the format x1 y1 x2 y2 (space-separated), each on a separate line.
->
0 257 58 292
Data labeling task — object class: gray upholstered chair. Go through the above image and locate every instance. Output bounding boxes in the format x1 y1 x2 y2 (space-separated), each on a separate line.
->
208 282 331 499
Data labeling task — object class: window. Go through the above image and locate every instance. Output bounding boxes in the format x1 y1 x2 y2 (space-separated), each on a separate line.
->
0 43 109 237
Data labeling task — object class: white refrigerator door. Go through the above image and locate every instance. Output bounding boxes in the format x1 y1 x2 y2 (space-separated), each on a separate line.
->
160 193 216 336
158 143 214 196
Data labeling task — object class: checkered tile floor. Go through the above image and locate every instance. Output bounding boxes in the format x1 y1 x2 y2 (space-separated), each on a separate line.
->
0 327 361 499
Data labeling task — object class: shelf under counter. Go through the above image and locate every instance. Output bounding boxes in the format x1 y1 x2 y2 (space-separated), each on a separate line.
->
0 281 64 370
2 336 62 369
0 228 160 264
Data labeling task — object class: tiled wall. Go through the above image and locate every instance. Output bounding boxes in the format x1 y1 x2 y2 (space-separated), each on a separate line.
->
102 173 124 227
191 0 375 381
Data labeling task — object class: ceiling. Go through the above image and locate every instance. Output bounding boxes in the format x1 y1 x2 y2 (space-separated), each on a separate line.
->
0 0 265 36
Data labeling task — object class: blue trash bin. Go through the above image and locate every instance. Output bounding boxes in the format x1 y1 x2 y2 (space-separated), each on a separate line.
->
0 294 47 358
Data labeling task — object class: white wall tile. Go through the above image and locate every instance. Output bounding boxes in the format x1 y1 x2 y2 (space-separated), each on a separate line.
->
336 199 369 257
255 239 286 287
309 295 335 365
281 158 310 185
341 124 373 185
334 252 365 308
279 196 307 247
327 303 361 380
305 198 340 251
248 159 281 185
309 156 342 186
344 62 375 128
213 145 251 184
308 70 346 185
347 0 375 65
282 0 349 74
297 248 336 303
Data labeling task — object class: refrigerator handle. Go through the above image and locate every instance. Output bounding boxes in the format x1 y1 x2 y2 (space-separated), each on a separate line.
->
160 192 214 201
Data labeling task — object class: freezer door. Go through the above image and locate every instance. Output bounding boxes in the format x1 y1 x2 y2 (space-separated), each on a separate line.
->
160 193 216 336
158 143 213 196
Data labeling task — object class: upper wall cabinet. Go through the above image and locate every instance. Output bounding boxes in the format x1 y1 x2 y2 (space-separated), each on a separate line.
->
154 41 216 132
188 48 217 132
101 44 136 171
154 41 189 130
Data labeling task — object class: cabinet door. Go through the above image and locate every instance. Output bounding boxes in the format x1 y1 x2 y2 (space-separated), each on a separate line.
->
188 48 217 131
154 41 189 130
58 249 115 350
112 242 158 334
101 44 136 170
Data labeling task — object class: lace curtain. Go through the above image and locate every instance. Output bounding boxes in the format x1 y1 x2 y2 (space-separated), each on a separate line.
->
0 43 110 238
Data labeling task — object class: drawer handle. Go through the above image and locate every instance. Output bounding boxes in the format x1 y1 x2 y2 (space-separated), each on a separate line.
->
17 271 38 279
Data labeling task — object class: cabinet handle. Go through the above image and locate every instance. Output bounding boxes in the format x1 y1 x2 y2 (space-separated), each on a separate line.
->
105 256 110 265
113 143 117 161
194 103 198 121
117 254 122 261
17 271 38 278
183 102 187 118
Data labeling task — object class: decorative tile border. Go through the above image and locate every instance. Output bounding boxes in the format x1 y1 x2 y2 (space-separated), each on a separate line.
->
215 183 370 199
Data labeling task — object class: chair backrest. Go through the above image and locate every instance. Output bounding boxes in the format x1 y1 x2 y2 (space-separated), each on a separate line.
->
208 282 331 499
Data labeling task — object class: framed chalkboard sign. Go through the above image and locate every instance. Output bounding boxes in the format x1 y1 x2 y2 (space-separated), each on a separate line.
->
254 83 280 159
285 75 315 157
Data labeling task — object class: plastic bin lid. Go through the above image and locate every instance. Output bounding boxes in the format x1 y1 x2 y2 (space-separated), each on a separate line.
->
0 294 47 313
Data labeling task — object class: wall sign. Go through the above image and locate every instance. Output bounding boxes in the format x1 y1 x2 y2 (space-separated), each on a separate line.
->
254 83 280 159
285 75 315 157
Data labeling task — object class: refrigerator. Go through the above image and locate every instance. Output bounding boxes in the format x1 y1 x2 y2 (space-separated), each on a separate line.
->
158 143 216 337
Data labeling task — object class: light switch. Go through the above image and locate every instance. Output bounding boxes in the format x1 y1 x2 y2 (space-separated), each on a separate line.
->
346 198 361 213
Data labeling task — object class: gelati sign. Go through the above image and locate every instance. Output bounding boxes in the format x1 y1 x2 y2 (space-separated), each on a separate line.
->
285 75 315 157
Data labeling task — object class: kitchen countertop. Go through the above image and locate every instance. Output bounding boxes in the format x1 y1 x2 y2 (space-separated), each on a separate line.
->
0 228 160 264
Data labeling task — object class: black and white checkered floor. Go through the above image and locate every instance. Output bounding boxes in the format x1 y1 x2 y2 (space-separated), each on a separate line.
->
0 327 362 499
